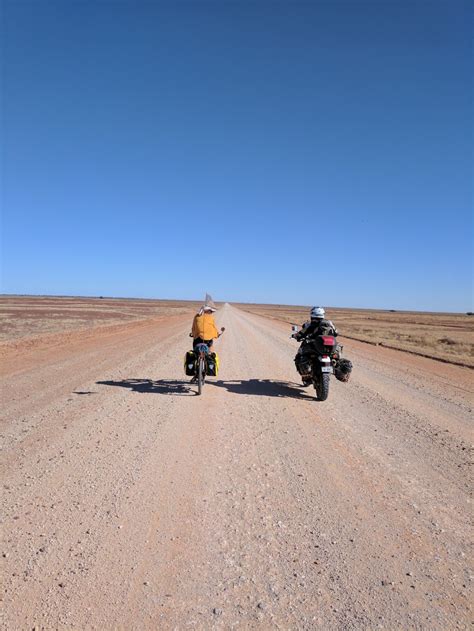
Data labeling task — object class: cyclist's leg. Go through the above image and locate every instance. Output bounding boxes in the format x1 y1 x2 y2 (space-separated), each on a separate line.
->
190 338 203 382
193 337 204 349
201 340 213 381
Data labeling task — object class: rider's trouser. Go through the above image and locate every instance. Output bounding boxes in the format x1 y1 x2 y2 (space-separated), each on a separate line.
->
193 337 214 349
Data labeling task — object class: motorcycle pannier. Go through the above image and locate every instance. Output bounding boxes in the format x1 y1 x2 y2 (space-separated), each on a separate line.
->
206 352 219 376
184 350 196 376
295 355 312 378
335 358 353 383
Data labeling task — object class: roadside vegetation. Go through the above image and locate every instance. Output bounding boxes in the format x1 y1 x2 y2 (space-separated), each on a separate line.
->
1 296 472 367
235 303 474 368
0 296 201 341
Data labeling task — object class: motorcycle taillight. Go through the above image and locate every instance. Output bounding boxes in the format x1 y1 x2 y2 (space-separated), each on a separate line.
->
321 336 335 346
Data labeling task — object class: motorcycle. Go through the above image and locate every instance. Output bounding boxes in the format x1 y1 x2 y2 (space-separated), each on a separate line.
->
291 325 352 401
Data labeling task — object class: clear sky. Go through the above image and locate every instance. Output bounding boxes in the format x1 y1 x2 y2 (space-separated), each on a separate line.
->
2 0 473 311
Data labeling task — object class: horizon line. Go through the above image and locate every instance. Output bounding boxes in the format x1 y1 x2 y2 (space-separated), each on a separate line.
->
0 292 471 316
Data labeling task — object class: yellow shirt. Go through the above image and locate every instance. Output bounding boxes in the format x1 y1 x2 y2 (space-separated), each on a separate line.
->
192 313 219 340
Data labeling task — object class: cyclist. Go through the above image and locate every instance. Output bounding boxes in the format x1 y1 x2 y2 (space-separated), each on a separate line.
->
189 306 223 384
191 305 221 349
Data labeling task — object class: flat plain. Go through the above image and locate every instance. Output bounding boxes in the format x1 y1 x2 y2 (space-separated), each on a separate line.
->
1 296 472 630
0 295 202 342
235 302 474 367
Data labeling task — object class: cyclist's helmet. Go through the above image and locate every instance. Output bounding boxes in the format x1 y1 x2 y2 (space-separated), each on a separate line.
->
310 306 325 320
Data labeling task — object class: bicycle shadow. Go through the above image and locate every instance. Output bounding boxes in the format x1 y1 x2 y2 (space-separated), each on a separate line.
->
96 379 196 396
207 379 314 400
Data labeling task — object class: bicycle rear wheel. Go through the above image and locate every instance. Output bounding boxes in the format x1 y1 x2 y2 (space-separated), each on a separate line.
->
198 357 204 395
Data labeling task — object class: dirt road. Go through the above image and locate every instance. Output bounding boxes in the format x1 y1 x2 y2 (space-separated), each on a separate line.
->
2 304 472 630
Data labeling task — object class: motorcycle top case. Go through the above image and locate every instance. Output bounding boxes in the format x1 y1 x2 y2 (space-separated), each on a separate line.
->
184 350 196 376
206 352 219 376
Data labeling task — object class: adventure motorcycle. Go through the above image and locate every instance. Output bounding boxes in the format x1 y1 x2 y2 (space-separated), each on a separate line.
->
291 325 352 401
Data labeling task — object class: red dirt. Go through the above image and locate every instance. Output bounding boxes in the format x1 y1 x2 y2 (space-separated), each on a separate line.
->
2 305 472 629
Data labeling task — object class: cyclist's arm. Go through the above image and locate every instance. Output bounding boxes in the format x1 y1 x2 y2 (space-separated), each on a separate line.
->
191 315 198 338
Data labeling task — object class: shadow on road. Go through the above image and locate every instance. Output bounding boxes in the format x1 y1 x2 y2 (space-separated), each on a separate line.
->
96 379 196 396
207 379 314 399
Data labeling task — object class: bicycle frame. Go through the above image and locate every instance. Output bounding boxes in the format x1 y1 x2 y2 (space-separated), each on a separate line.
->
194 342 209 395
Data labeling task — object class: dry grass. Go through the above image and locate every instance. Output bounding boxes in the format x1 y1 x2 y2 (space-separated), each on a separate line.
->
234 303 474 367
0 296 203 342
3 296 472 367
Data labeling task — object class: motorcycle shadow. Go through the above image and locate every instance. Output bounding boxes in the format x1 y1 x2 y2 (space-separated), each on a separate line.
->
96 379 196 396
207 379 314 399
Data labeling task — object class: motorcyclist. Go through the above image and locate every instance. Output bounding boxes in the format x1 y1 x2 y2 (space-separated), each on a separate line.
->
292 306 340 386
292 306 338 342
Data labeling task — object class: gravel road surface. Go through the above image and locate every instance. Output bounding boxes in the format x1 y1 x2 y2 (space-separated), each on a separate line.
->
2 304 472 630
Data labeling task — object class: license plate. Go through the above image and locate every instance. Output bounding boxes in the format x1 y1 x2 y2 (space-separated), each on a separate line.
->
321 366 333 373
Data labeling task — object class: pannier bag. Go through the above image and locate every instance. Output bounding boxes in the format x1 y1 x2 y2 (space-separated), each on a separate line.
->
295 355 312 378
184 350 196 376
335 358 353 383
206 352 219 376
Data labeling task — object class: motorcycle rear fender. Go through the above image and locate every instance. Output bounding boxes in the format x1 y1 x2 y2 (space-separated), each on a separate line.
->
313 357 333 375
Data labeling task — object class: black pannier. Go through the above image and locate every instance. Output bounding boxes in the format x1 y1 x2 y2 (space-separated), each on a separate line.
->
184 350 196 376
295 355 312 378
335 358 353 383
206 352 218 376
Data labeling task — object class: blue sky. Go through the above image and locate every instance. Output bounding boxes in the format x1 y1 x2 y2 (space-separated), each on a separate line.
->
2 0 473 311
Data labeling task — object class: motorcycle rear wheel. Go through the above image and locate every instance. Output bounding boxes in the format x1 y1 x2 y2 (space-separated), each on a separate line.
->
314 373 330 401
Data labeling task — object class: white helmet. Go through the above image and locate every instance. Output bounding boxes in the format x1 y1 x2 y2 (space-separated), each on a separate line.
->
310 306 325 319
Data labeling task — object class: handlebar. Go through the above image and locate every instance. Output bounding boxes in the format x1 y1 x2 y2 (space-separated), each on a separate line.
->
189 326 226 339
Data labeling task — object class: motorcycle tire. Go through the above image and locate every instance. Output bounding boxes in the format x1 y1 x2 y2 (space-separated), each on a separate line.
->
315 373 330 401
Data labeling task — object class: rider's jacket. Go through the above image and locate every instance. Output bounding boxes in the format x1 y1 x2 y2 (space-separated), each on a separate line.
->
295 318 338 342
192 313 219 340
